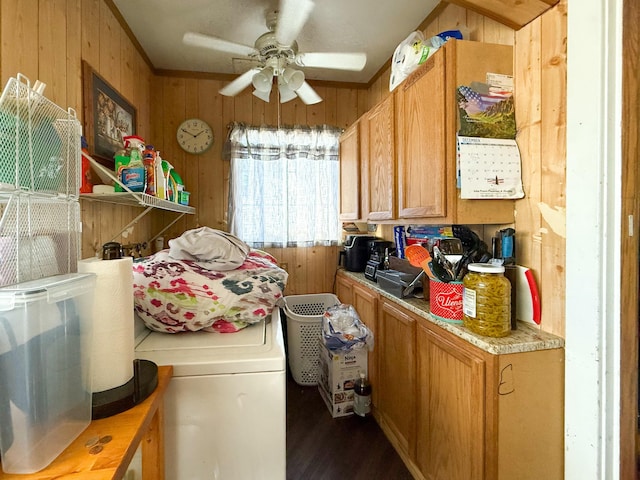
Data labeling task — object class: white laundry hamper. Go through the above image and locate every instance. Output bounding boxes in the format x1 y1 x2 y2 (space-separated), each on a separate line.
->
282 294 340 386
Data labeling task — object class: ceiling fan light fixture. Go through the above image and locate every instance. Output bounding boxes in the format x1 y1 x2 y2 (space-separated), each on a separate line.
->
252 67 274 92
277 80 297 103
282 67 305 91
252 88 271 102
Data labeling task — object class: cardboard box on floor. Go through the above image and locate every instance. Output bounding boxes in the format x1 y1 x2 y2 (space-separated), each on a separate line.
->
318 340 367 418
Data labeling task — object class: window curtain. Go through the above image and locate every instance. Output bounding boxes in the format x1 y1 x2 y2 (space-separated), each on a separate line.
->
227 123 341 248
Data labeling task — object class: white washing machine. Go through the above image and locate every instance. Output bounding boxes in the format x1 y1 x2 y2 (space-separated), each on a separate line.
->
133 308 286 480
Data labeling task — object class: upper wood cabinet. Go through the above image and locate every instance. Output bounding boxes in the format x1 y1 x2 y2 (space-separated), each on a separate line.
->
361 94 396 221
396 48 447 219
338 121 361 221
396 39 515 224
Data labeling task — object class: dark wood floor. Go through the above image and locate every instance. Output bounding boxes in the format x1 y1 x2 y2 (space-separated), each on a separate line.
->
286 373 413 480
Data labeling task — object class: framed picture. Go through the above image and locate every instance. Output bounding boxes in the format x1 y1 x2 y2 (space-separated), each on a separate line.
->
82 61 137 168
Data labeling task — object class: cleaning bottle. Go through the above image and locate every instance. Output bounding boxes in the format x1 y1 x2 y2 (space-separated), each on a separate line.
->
80 136 93 193
161 160 174 201
115 136 145 192
170 169 184 203
155 151 165 199
353 371 372 417
143 144 156 196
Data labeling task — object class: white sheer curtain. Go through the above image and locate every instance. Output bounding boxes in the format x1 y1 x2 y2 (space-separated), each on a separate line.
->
227 123 341 248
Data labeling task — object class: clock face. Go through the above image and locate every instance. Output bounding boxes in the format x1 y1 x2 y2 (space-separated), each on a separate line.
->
176 118 213 154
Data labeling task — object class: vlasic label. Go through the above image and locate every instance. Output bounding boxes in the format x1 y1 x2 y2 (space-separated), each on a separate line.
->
463 288 477 317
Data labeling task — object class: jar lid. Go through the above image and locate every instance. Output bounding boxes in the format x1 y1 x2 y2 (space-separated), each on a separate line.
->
467 263 505 274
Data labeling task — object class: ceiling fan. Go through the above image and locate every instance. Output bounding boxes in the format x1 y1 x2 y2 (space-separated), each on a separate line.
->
182 0 367 105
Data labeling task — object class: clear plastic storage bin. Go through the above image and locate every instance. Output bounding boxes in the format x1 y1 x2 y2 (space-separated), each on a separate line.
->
0 273 95 474
282 294 340 386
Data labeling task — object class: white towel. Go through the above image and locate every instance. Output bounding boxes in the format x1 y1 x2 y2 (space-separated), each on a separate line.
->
168 227 250 271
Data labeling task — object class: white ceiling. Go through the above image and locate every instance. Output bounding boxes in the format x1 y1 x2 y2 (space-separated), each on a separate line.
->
112 0 441 84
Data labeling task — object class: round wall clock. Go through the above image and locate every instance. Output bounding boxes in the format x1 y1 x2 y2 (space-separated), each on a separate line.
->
176 118 213 154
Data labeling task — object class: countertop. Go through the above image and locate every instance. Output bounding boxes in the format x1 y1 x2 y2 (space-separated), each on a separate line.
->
339 269 564 355
0 365 173 480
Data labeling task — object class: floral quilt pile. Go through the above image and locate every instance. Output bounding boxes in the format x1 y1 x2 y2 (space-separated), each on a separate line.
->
133 250 287 333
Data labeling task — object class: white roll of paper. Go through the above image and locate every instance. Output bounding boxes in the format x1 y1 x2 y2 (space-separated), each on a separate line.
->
78 256 134 392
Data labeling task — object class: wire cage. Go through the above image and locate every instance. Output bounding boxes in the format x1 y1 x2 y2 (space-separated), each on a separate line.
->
0 74 82 287
0 194 80 287
0 74 81 197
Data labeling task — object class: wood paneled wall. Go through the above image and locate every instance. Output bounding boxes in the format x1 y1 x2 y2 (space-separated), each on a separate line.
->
366 2 567 337
149 76 367 295
513 2 566 338
0 0 155 258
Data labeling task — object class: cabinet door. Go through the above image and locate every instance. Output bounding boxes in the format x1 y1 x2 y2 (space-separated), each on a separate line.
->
352 282 378 406
339 122 361 221
415 320 485 480
361 95 395 221
377 299 415 454
396 50 447 219
334 272 354 305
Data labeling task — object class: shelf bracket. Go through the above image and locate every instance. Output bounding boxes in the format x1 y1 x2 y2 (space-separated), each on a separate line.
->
108 206 154 243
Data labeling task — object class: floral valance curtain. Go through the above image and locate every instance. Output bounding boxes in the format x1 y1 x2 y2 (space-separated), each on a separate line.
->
227 123 341 248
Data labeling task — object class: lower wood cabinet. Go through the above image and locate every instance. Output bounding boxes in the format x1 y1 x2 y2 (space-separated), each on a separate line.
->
377 299 416 454
352 282 379 407
335 272 354 305
415 320 485 480
335 274 379 407
334 271 564 480
415 317 564 480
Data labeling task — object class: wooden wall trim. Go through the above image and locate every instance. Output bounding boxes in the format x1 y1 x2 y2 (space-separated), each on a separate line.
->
620 0 639 476
445 0 560 30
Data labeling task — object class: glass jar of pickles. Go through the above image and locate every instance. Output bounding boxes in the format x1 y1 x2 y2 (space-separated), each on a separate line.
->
462 263 511 337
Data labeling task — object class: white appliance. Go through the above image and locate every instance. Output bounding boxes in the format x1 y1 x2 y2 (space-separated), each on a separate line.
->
133 308 286 479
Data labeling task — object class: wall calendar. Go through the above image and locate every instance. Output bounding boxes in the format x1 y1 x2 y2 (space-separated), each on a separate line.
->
457 135 525 199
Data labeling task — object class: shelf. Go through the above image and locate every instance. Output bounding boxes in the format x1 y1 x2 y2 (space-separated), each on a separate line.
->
81 152 195 214
80 191 195 214
81 152 195 245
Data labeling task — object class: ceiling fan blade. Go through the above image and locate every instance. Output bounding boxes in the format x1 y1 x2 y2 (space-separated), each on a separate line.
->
295 52 367 71
219 68 261 97
183 32 257 57
275 0 314 46
295 81 322 105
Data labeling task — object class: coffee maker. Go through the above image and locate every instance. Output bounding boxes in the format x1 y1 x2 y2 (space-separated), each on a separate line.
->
364 240 393 281
339 235 377 272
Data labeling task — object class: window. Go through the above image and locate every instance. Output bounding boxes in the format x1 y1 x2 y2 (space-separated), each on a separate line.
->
227 123 341 248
